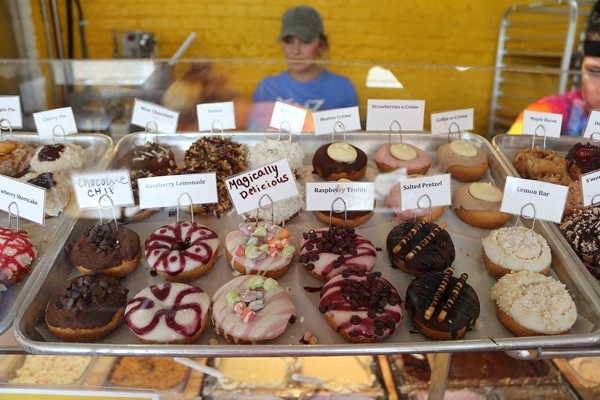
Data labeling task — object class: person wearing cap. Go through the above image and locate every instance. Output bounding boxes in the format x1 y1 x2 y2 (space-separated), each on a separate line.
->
248 5 358 131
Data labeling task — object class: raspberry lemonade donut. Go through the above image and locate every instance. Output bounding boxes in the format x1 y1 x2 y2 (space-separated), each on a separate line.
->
145 221 220 282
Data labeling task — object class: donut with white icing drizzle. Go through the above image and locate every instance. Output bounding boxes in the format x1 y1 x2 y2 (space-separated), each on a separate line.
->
0 227 36 285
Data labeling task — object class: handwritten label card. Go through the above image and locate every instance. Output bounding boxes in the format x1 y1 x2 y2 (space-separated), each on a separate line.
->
430 108 474 135
0 95 23 129
131 99 179 134
366 99 425 131
398 174 452 209
0 176 45 225
522 110 562 138
583 110 600 139
305 182 375 211
138 173 218 208
269 101 306 133
197 101 236 131
71 170 134 209
501 176 568 223
225 159 297 214
33 107 77 138
313 106 361 135
580 170 600 207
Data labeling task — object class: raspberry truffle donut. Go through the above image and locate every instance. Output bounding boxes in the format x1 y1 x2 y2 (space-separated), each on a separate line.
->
405 267 480 340
225 222 297 279
211 275 296 344
145 221 220 283
125 282 210 344
312 142 368 181
30 142 85 174
247 138 305 177
45 274 128 342
299 226 377 282
452 182 511 229
20 172 71 218
436 139 488 182
0 140 33 177
560 205 600 278
491 270 577 336
374 143 431 174
0 227 36 285
383 180 445 223
319 268 403 343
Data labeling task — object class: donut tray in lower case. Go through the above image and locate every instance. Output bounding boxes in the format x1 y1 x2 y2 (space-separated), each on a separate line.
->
12 132 600 358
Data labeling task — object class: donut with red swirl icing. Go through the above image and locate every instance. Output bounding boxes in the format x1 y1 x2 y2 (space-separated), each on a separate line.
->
0 227 36 285
125 282 210 344
318 268 403 343
144 221 220 282
299 226 377 282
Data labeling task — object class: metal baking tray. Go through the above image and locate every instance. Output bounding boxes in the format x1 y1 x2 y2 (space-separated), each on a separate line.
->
12 132 600 357
0 133 113 338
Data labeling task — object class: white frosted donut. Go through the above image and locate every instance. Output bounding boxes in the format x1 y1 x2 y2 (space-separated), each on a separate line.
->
125 282 210 344
243 182 304 226
30 143 85 173
20 172 71 217
247 138 305 176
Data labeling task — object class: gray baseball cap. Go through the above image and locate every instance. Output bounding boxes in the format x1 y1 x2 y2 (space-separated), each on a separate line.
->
278 5 324 42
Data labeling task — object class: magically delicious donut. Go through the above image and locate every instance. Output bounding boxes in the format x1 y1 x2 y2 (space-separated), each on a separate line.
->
144 221 220 282
318 268 403 343
386 219 455 276
0 226 36 285
125 282 210 344
312 142 368 181
211 275 296 344
45 274 128 342
452 182 511 229
243 182 304 226
0 140 34 177
299 226 377 282
405 267 480 340
29 142 85 174
373 143 431 174
560 205 600 279
436 139 488 182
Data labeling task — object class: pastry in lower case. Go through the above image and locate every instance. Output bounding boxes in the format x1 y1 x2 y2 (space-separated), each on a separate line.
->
299 226 377 282
0 226 36 285
213 357 292 390
383 180 445 223
243 181 304 225
386 219 455 276
125 282 211 344
67 220 141 279
312 142 367 181
109 357 189 389
566 141 600 181
436 139 488 182
144 221 220 282
482 225 552 279
491 270 577 336
297 356 377 393
247 138 305 177
225 221 297 279
45 274 128 342
452 182 511 229
318 268 403 343
211 275 296 344
29 142 85 173
374 142 431 174
9 355 92 385
20 172 71 217
560 205 600 279
0 140 33 177
405 267 480 340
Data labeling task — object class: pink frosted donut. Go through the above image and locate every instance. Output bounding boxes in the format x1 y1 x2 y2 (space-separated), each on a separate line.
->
374 143 431 174
211 275 296 344
298 226 377 282
125 282 210 344
144 221 220 282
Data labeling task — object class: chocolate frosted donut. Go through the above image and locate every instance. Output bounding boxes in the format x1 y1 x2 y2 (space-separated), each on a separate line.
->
560 205 600 279
118 141 176 173
405 267 480 340
312 142 367 181
386 219 455 275
565 142 600 181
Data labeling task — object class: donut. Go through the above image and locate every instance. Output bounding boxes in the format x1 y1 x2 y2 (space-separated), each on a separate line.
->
312 142 367 181
318 268 403 343
68 220 141 279
436 140 488 182
491 270 577 336
247 138 305 177
565 142 600 181
125 282 210 344
314 178 374 227
0 226 36 285
45 274 128 342
0 140 33 177
211 275 296 344
118 141 176 173
405 266 480 340
374 143 431 174
452 182 511 229
144 221 220 282
225 221 297 279
482 226 552 279
299 226 377 282
383 180 445 223
243 181 304 225
513 146 567 182
560 205 600 279
20 172 71 218
29 143 85 174
386 219 455 276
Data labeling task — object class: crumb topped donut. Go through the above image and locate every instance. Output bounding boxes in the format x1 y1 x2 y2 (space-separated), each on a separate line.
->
247 138 305 177
452 182 511 229
374 143 431 174
513 146 567 181
319 268 403 343
30 142 85 173
0 226 36 285
312 142 367 181
436 139 488 182
0 140 33 177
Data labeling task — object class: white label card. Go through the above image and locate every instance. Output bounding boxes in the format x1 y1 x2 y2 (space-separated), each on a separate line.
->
225 159 297 215
430 108 474 135
0 176 45 225
313 106 362 136
197 101 236 131
71 170 134 209
398 174 452 209
138 173 218 208
580 170 600 207
305 182 375 211
0 95 23 129
501 176 568 223
583 110 600 139
366 99 425 131
33 107 77 138
131 99 179 134
522 110 562 138
269 101 306 133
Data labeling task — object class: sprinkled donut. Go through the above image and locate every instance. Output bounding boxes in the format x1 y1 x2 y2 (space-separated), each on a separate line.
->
0 227 36 285
144 221 220 282
125 282 210 344
319 268 403 343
